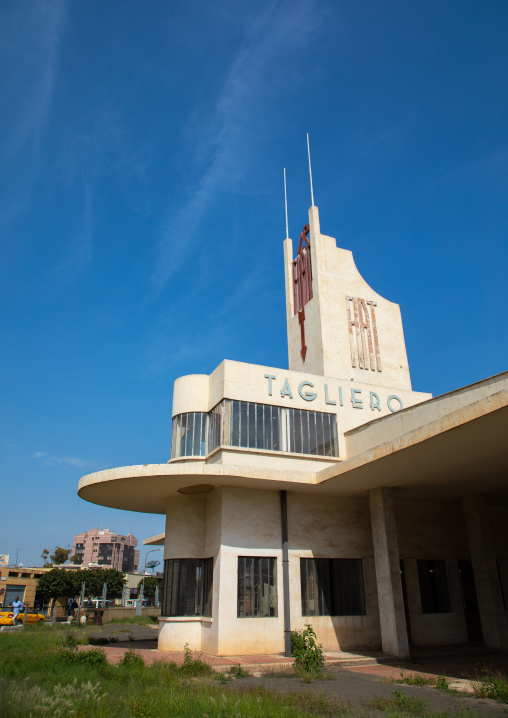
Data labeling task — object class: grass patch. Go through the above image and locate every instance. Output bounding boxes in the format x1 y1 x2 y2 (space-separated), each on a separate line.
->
369 688 428 714
0 626 365 717
471 664 508 703
105 615 158 625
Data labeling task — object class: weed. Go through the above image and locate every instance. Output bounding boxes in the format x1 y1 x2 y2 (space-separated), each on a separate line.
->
63 632 79 648
180 642 212 675
396 667 453 693
217 672 231 685
397 672 434 686
229 663 247 678
369 688 427 714
436 674 451 692
472 664 508 703
2 676 107 717
290 624 324 679
119 648 145 668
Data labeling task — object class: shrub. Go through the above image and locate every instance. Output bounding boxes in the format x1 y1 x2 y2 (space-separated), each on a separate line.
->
119 648 145 668
472 665 508 703
229 664 247 678
60 647 107 667
290 625 324 677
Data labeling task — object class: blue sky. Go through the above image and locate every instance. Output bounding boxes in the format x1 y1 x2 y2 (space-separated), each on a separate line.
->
1 0 507 569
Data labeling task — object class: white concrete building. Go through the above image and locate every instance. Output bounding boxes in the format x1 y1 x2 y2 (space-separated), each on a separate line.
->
78 205 508 658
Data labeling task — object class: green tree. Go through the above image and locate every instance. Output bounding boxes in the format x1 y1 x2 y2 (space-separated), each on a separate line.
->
70 554 80 565
138 575 162 599
78 568 126 600
50 546 71 564
40 549 50 567
36 569 76 605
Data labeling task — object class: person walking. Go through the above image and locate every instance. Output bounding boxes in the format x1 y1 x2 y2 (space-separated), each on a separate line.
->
11 597 24 626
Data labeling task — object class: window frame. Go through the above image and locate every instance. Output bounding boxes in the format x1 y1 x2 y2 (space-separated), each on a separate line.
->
300 558 366 617
237 556 278 618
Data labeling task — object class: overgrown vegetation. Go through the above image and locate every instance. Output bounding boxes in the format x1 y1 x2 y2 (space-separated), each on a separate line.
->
472 664 508 703
290 624 324 679
0 626 358 718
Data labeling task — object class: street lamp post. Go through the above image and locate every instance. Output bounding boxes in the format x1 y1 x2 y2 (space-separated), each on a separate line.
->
141 548 163 609
143 547 163 575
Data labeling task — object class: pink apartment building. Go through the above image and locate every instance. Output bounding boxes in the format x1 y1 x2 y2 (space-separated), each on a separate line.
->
72 528 139 572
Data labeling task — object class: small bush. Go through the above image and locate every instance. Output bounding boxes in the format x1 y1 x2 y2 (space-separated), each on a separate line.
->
60 647 107 667
119 648 145 668
179 642 211 676
290 624 324 678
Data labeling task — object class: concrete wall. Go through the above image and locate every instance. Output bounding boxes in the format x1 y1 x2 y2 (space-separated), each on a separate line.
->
159 487 508 655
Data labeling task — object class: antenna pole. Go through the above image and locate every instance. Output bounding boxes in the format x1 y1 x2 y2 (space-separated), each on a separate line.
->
284 168 289 239
307 133 315 206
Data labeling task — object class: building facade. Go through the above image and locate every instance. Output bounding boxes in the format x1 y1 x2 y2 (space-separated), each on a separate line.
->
72 528 139 572
79 205 508 658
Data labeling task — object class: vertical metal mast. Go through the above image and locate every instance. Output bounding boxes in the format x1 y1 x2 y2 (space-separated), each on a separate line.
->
284 168 289 239
307 133 315 206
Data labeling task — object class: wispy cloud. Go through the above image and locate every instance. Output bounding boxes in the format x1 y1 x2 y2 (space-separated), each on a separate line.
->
144 266 271 377
33 451 96 469
152 0 326 293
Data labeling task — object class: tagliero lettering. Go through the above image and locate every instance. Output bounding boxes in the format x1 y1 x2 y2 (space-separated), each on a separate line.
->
263 374 403 413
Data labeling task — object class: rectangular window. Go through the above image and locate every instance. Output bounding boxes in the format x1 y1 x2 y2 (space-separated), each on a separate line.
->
300 558 366 616
237 557 277 618
162 558 213 617
417 560 451 613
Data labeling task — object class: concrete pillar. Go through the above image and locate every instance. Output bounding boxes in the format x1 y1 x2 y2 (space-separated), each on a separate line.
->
462 495 508 650
369 487 409 658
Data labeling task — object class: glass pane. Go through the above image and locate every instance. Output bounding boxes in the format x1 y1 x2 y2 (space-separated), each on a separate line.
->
301 410 310 455
256 404 264 449
192 414 201 456
240 402 248 447
308 412 317 455
271 407 280 451
315 413 324 456
186 414 194 456
232 401 240 446
248 403 256 448
179 415 187 457
293 410 302 454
